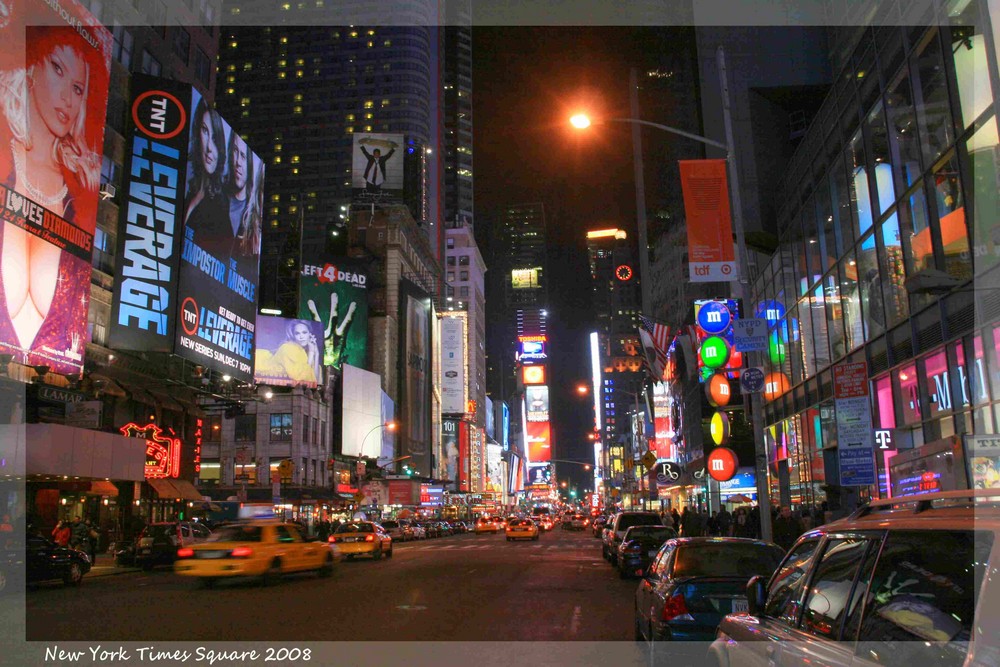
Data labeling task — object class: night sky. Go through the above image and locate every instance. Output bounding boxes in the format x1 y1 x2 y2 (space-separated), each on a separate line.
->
474 27 656 493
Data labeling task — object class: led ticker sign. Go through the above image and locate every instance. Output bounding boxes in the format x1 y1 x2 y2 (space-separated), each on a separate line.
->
522 365 546 385
120 422 181 479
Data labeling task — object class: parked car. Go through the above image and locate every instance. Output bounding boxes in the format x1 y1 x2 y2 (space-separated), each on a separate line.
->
410 523 427 540
634 537 785 643
592 515 608 538
604 512 662 565
16 533 92 588
137 521 212 570
709 490 1000 667
380 520 408 542
617 525 677 579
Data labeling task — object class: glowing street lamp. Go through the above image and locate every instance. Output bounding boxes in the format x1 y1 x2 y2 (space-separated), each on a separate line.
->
569 113 591 129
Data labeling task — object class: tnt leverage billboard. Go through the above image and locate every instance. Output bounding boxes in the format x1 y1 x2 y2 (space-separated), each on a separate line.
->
109 76 263 382
0 0 112 375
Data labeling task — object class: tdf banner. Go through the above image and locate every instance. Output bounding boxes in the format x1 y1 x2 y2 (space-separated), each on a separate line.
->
679 159 737 283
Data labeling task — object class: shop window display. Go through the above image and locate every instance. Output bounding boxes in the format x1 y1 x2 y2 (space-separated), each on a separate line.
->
856 232 885 340
947 9 994 132
932 154 972 281
964 118 1000 274
876 375 896 428
878 212 909 327
840 251 864 353
898 363 921 425
923 349 952 415
824 274 847 361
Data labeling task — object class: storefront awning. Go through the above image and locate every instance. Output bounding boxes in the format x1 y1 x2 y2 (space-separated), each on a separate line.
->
85 481 119 496
171 479 204 501
148 388 183 412
148 478 180 499
123 383 157 407
88 373 127 398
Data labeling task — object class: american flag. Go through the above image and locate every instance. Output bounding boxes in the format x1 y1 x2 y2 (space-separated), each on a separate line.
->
638 315 671 380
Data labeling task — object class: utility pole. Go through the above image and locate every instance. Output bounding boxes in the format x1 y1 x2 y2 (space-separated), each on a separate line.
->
717 46 772 543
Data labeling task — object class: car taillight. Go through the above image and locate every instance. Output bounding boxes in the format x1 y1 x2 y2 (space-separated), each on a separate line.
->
176 548 194 558
230 547 253 558
584 520 589 525
624 544 642 554
365 534 375 542
328 536 338 543
661 593 694 622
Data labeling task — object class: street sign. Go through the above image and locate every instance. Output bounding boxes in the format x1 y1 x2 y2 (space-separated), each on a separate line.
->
733 318 768 352
640 450 657 471
741 367 765 393
834 361 875 486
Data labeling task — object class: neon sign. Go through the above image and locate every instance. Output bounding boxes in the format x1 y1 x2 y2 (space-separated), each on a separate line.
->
193 418 203 474
119 422 182 479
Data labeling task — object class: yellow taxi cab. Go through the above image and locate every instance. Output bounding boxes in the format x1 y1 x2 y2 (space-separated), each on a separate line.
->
474 517 498 534
492 516 508 529
327 521 392 560
174 520 337 587
505 518 539 541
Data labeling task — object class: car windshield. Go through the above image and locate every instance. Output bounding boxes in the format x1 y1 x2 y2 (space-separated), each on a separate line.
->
673 542 785 578
336 523 373 533
617 514 662 530
624 526 674 541
206 525 263 542
381 521 398 529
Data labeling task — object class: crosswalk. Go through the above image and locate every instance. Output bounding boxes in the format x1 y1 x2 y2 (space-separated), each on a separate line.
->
396 542 596 552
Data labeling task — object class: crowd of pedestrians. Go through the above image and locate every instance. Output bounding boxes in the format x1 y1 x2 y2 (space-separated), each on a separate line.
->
658 502 829 551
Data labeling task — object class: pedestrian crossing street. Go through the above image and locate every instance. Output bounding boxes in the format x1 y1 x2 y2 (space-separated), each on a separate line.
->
396 541 596 552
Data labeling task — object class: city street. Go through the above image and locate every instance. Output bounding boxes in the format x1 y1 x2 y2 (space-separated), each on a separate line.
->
25 528 637 642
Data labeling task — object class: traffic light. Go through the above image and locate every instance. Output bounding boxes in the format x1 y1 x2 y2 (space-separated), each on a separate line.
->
402 464 414 477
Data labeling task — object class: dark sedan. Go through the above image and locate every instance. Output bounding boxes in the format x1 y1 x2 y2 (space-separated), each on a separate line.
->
20 534 92 588
634 537 785 643
616 525 677 579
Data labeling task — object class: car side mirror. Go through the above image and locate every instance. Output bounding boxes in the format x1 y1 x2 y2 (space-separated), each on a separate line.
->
746 575 768 616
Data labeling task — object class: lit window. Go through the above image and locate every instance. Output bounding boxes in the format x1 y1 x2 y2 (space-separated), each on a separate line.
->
316 0 324 6
349 30 358 38
345 114 355 121
365 113 373 120
270 220 278 228
229 40 237 48
292 168 299 174
364 125 372 132
383 39 391 47
346 126 354 134
278 59 286 67
278 72 286 79
226 75 235 83
367 41 374 48
291 155 300 164
241 110 250 118
226 87 235 95
271 195 281 203
364 100 374 109
240 97 250 107
293 93 303 102
281 2 290 8
280 36 288 44
295 70 303 78
270 206 280 215
293 105 302 114
367 29 375 36
289 206 298 214
295 58 304 66
243 62 252 71
226 64 236 72
381 99 390 107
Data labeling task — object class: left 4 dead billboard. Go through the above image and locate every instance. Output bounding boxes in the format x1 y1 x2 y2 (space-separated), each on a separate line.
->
0 0 112 375
109 75 263 382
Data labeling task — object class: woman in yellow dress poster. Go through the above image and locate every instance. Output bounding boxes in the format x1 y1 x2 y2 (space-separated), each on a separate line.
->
254 316 324 387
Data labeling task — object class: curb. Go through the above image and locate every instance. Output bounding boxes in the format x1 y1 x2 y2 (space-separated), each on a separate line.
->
87 567 142 578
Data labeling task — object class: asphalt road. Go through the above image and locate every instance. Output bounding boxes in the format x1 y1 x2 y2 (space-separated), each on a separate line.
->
24 527 640 642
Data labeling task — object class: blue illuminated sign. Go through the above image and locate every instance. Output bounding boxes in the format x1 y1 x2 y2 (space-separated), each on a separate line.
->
697 300 731 335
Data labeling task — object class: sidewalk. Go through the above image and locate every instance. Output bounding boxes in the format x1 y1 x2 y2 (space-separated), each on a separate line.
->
87 563 141 578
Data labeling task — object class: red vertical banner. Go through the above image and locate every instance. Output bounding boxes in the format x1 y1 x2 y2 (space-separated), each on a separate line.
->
679 159 737 282
458 421 470 492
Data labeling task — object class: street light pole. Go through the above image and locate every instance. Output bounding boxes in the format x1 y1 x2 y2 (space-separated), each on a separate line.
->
570 47 773 541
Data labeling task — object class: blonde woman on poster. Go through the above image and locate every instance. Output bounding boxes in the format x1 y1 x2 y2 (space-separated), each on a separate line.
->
255 319 322 386
0 24 108 370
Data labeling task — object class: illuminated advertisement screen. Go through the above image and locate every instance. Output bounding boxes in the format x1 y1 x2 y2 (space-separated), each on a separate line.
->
525 385 549 422
526 463 551 487
501 402 510 451
518 338 547 364
522 365 546 385
511 267 541 289
651 382 675 461
420 484 443 507
351 132 404 204
0 0 112 375
341 363 384 458
443 418 459 488
253 315 323 387
299 257 368 370
526 421 551 463
440 315 466 413
398 279 432 475
172 86 263 382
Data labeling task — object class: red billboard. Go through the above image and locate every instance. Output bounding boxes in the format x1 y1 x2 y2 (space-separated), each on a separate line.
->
458 420 470 492
526 421 551 463
680 159 736 282
0 0 112 375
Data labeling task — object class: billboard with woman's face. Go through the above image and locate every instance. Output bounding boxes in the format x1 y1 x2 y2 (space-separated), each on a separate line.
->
253 315 323 388
399 279 431 475
0 0 111 375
